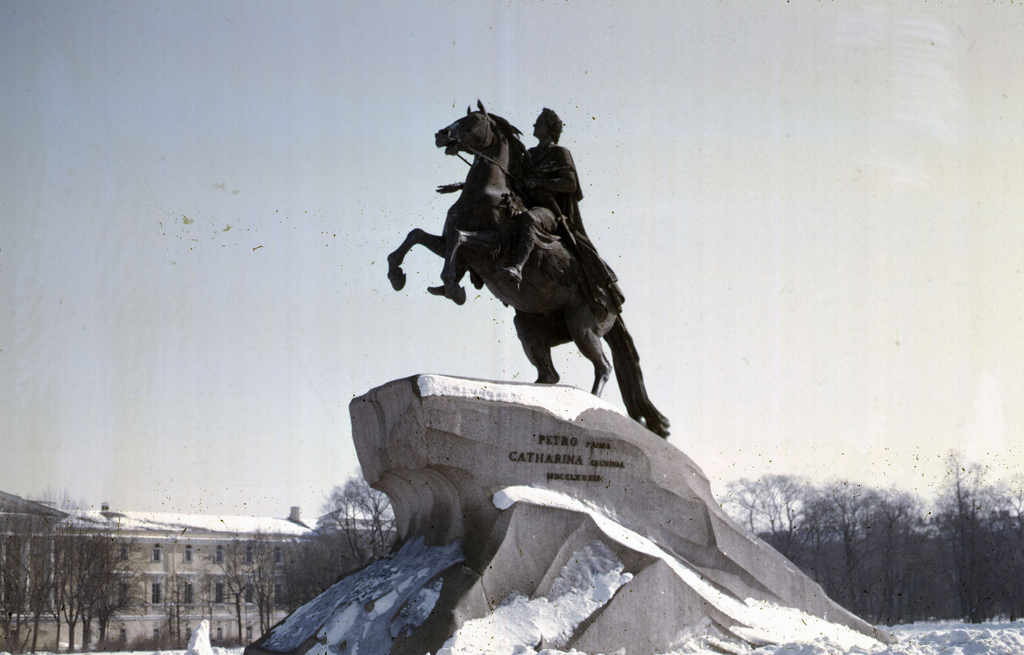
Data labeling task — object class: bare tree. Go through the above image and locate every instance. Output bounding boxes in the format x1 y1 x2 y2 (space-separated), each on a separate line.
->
94 537 140 645
805 481 878 616
998 476 1024 619
1 515 33 653
161 571 193 648
935 453 998 623
276 477 397 613
44 524 136 651
57 527 90 652
719 467 1024 625
196 570 223 636
723 474 808 563
280 539 331 611
79 535 138 648
215 539 250 644
322 478 396 563
247 534 278 634
865 490 922 624
49 522 71 652
211 534 286 642
26 521 59 653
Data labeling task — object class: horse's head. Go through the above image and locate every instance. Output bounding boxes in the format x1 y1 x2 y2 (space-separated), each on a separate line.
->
435 102 496 156
437 102 528 196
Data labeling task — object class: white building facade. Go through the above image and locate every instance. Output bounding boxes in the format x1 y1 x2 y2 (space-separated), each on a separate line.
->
1 493 316 651
85 506 315 647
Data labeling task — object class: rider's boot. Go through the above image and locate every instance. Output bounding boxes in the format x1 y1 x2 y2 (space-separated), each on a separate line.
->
499 231 533 284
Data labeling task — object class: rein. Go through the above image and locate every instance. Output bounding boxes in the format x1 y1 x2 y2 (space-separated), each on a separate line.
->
451 123 524 188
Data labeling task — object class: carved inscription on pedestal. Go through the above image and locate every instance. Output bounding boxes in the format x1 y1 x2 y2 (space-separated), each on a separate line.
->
507 435 626 482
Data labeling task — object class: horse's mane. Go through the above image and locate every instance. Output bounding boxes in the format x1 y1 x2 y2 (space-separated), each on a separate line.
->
487 113 529 197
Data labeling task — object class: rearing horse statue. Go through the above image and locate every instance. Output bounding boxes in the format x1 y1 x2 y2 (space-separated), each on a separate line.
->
387 102 670 437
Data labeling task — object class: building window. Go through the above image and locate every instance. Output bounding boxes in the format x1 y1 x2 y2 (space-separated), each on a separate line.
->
246 626 253 642
152 582 162 604
119 626 127 642
215 581 225 604
153 627 160 641
215 545 224 564
120 543 130 560
184 581 194 605
274 582 283 605
184 545 193 563
216 627 223 641
245 584 254 604
119 581 131 605
245 544 254 564
152 545 162 562
274 546 283 564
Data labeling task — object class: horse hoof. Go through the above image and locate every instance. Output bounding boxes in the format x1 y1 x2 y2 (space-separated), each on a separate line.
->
388 268 406 291
431 283 466 305
451 286 467 305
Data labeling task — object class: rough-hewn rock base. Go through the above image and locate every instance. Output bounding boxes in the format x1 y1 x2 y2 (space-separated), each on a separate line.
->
247 375 891 655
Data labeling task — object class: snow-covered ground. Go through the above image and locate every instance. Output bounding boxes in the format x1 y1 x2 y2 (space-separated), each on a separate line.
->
677 621 1024 655
5 620 1024 655
430 602 1024 655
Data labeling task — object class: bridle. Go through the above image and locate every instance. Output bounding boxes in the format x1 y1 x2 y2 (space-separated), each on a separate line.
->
450 114 524 188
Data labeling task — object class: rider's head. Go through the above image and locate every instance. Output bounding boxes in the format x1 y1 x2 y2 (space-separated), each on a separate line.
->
535 108 563 144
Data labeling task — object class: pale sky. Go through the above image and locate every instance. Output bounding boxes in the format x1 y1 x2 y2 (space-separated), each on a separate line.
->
2 1 1022 518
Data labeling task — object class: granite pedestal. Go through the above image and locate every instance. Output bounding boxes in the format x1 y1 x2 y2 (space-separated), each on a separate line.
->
248 375 890 655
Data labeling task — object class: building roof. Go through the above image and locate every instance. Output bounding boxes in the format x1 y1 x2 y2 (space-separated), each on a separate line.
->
0 490 69 519
2 490 314 537
73 508 315 537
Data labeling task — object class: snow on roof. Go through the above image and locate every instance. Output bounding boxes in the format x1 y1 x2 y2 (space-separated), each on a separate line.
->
73 509 313 537
0 490 69 519
416 374 626 421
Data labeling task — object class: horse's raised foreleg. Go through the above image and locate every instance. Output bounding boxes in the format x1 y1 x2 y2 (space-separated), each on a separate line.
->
387 228 446 291
438 229 503 306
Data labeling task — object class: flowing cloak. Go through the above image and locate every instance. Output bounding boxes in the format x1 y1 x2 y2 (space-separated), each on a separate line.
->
525 144 626 320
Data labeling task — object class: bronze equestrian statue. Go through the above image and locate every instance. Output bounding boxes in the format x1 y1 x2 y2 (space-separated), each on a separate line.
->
387 102 669 437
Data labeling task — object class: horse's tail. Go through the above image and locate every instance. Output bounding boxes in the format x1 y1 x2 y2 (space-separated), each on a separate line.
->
606 316 670 438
